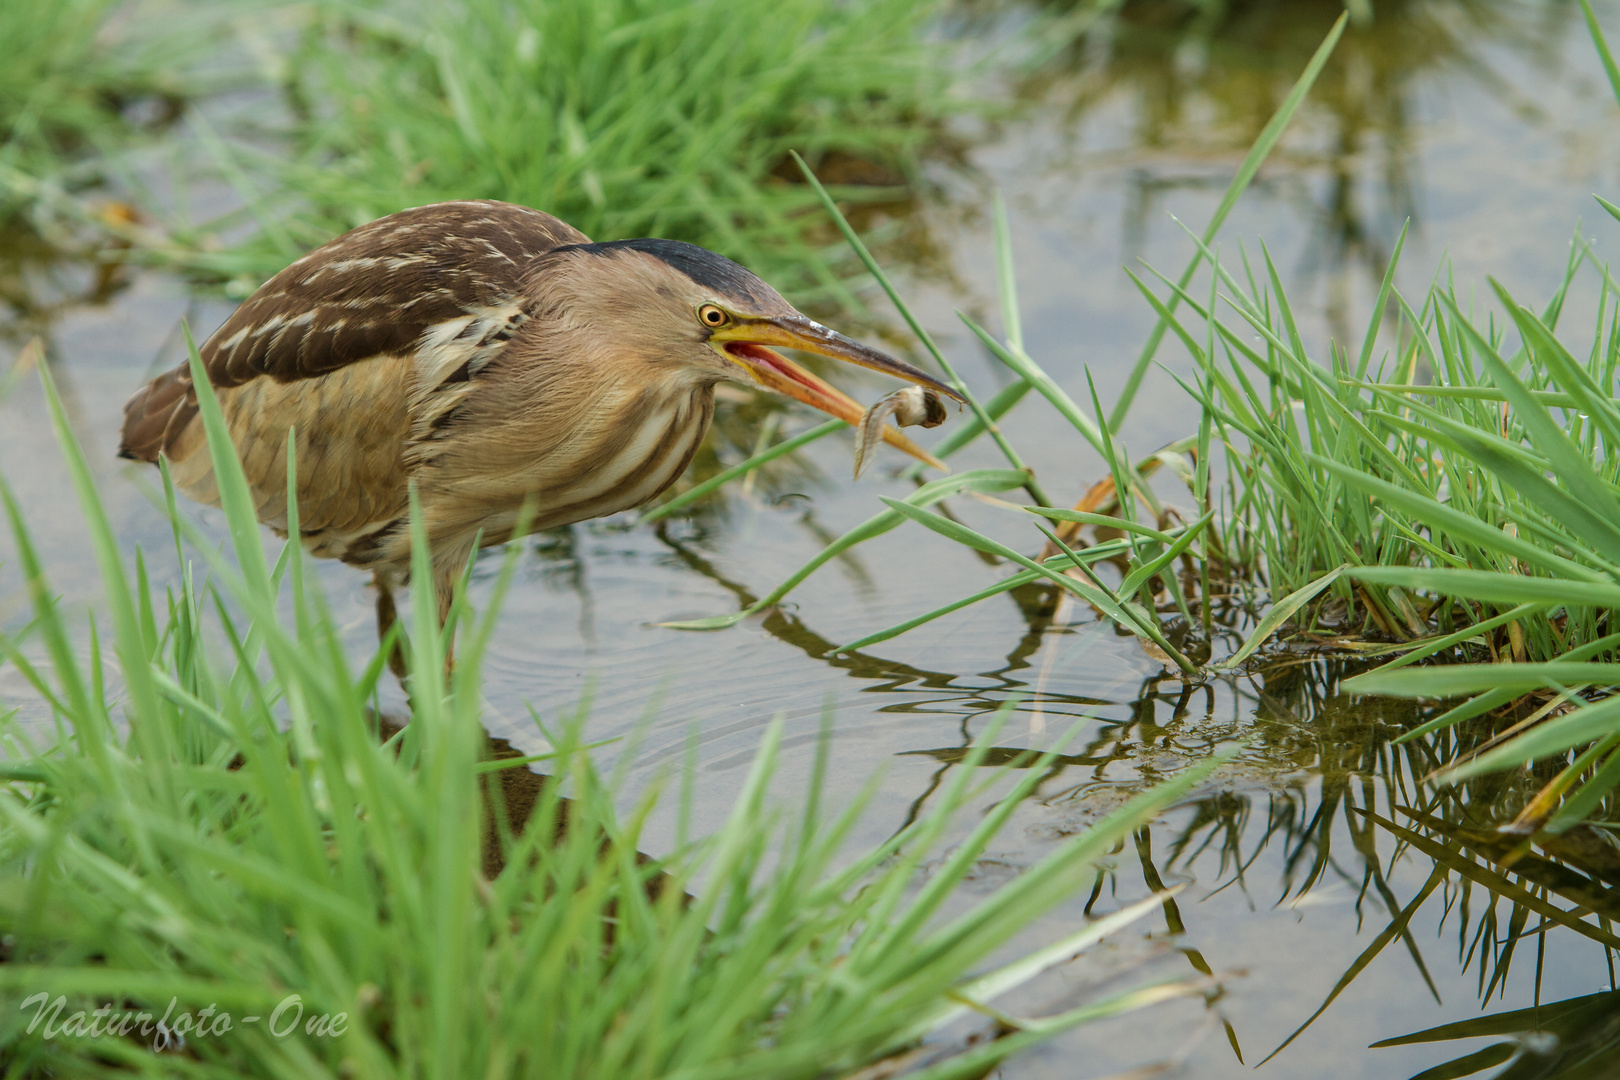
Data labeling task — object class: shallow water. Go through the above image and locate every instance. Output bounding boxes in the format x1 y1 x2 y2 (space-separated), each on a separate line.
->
5 1 1620 1076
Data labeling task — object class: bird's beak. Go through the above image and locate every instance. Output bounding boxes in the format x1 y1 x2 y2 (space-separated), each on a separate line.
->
712 315 963 471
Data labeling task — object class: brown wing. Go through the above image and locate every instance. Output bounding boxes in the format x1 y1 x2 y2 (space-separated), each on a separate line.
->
118 200 589 462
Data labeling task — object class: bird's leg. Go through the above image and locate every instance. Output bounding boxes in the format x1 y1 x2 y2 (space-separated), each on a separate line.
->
436 571 459 680
374 572 409 681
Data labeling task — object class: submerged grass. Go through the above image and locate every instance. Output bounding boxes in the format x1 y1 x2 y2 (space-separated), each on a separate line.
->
0 333 1225 1075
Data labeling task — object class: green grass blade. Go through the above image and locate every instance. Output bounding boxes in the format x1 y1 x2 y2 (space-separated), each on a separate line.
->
1313 457 1605 582
661 468 1029 629
791 151 1048 505
1355 219 1411 381
1116 511 1212 598
882 498 1197 672
1581 0 1620 108
1546 738 1620 832
1107 12 1347 429
1378 602 1547 675
1348 566 1620 609
639 419 844 524
1369 406 1620 569
1346 661 1620 697
35 356 168 766
957 311 1104 453
182 322 273 602
993 192 1023 354
1441 292 1620 538
834 570 1034 652
1025 507 1176 544
1215 565 1346 671
917 889 1177 1039
1355 382 1579 407
1436 694 1620 785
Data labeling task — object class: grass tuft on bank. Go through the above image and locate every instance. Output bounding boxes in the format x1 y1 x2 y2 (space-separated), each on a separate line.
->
146 0 957 301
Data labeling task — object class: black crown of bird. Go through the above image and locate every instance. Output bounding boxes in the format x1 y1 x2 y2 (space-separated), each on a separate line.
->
119 200 962 657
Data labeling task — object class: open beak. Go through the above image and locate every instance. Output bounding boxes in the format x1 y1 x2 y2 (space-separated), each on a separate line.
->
712 315 964 471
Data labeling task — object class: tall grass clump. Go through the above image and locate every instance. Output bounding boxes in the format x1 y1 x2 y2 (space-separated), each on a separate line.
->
1153 0 1620 826
0 332 1223 1076
156 0 955 297
805 177 1620 822
1134 210 1620 827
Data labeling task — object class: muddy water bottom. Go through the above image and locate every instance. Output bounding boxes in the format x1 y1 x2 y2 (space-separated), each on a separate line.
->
8 0 1620 1074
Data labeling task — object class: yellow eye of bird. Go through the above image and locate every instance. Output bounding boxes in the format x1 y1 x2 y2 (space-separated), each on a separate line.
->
699 304 728 327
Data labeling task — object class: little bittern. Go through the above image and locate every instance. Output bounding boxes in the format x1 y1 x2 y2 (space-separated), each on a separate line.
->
119 200 959 661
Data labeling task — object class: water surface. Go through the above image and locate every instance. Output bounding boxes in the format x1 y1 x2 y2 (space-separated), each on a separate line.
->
4 2 1620 1076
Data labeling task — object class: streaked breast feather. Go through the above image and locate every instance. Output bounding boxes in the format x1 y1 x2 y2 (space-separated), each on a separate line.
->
536 389 711 526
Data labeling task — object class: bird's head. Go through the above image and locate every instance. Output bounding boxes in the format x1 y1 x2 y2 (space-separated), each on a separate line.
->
546 238 964 468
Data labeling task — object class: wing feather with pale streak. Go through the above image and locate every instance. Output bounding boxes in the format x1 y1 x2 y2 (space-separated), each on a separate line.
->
118 200 589 463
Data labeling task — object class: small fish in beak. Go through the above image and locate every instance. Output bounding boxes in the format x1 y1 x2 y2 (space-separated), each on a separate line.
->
853 385 949 479
711 313 962 472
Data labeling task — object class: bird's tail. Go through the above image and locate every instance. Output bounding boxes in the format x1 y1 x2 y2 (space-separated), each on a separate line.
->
118 364 197 463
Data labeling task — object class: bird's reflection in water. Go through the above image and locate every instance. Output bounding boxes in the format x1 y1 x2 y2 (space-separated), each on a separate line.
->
374 711 679 908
